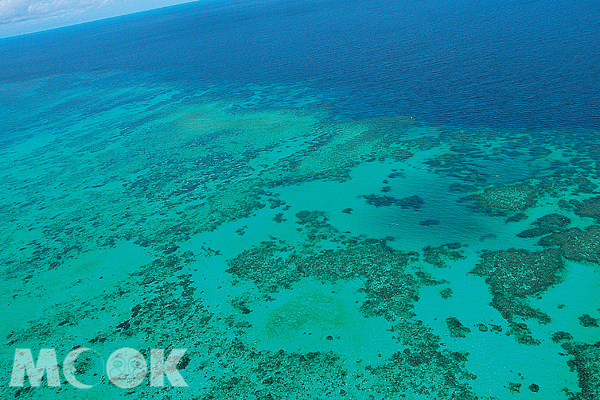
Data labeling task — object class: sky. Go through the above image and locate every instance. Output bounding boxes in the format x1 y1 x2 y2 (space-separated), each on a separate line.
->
0 0 212 38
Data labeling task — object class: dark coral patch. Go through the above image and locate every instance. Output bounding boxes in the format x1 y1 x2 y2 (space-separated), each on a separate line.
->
517 213 570 238
474 184 537 215
563 341 600 400
579 314 599 327
363 194 400 207
471 249 564 342
423 244 465 268
473 249 564 299
446 317 471 338
539 225 600 263
363 194 425 209
573 196 600 221
551 331 574 343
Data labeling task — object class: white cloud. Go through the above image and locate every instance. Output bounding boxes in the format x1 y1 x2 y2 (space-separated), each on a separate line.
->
0 0 207 38
0 0 113 24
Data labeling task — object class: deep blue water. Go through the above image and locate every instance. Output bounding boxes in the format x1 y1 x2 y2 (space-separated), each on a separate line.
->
1 0 599 129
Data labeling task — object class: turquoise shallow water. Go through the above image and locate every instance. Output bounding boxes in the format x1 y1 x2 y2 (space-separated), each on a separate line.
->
1 0 600 398
0 70 599 399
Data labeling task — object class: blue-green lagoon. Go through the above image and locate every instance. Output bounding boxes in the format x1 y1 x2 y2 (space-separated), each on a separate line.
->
1 1 599 398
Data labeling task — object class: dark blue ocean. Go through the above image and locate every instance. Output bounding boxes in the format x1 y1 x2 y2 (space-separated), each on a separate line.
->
1 0 599 129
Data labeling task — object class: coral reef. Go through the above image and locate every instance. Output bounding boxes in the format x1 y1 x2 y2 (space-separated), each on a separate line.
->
563 342 600 400
552 331 574 343
4 73 600 400
423 243 465 268
539 226 600 263
579 314 599 328
363 194 424 209
425 153 487 185
471 249 564 342
446 317 471 338
473 184 537 215
529 383 540 392
517 213 571 238
440 287 453 299
419 219 440 226
366 347 477 400
573 196 600 222
225 212 478 398
202 348 350 400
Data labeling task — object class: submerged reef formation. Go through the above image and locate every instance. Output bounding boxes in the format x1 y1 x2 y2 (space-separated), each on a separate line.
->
446 317 471 338
3 74 600 400
539 225 600 263
365 347 477 400
578 314 600 328
195 343 352 400
425 153 486 185
471 249 564 344
573 196 600 222
517 213 571 238
362 194 425 209
422 243 465 268
226 211 478 398
563 342 600 400
472 184 537 216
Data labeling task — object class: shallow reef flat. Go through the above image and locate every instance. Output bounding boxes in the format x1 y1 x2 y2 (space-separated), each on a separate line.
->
0 72 599 399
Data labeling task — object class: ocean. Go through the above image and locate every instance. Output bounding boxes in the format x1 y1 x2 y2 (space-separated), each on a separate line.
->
0 0 599 398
